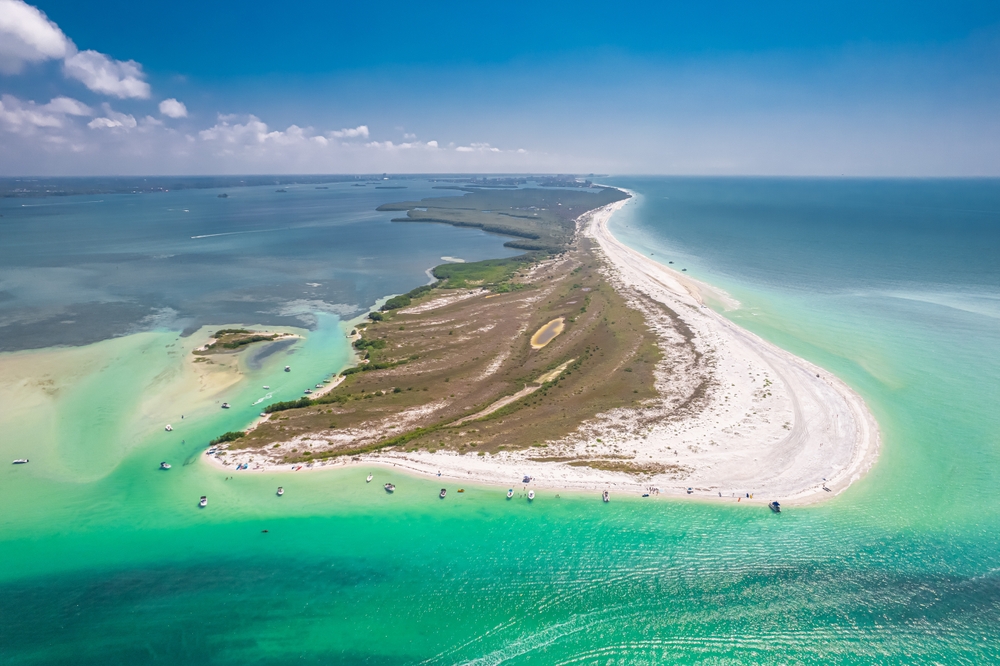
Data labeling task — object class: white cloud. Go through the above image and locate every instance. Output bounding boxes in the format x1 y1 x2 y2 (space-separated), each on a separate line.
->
455 143 503 152
0 0 73 74
403 132 416 140
158 98 187 118
43 96 92 116
427 140 438 148
199 115 325 150
63 50 150 99
0 94 62 132
87 105 137 130
328 125 369 139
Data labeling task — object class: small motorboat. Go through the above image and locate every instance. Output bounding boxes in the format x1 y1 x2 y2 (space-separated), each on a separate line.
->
303 389 312 394
457 489 465 493
602 490 610 503
221 402 231 409
527 490 535 501
276 487 284 496
284 366 291 372
384 483 395 493
160 462 171 470
642 493 650 497
315 384 323 389
263 385 270 389
439 488 447 499
199 496 208 508
164 424 173 431
366 473 373 483
506 489 514 499
12 459 29 464
769 501 781 513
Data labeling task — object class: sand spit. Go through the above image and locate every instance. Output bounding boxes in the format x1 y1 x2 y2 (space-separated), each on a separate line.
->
207 198 879 506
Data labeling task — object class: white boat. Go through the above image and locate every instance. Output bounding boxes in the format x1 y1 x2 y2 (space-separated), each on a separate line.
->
603 490 610 503
160 462 171 469
164 424 173 432
284 366 291 372
506 489 513 499
384 483 395 493
277 487 284 496
221 402 230 409
315 384 323 389
12 459 29 464
199 496 208 508
303 389 312 394
263 385 270 389
366 473 373 483
527 490 535 501
439 488 447 499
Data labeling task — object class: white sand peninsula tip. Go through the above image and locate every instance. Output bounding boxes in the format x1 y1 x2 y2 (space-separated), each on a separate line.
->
577 195 880 504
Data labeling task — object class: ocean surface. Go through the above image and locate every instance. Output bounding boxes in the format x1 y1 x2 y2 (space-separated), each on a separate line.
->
1 177 999 664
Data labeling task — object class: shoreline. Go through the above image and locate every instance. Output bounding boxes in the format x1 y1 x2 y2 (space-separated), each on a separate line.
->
206 195 880 507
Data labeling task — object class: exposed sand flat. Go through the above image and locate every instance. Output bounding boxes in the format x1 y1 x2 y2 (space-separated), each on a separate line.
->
209 198 879 506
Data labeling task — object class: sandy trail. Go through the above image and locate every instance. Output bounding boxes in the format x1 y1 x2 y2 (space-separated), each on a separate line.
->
208 198 879 506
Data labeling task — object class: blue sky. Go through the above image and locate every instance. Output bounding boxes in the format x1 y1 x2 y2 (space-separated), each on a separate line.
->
1 0 999 175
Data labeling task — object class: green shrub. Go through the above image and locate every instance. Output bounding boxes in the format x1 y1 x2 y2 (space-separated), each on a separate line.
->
209 431 245 445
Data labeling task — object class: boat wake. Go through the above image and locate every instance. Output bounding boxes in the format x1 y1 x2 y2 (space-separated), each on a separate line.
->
252 392 274 406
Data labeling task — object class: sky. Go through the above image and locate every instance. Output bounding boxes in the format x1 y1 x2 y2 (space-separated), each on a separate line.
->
1 0 999 176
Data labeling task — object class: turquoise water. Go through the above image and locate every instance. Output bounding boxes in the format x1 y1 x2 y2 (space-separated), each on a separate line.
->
2 178 999 664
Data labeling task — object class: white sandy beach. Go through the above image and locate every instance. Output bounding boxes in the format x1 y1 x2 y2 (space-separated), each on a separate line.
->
209 198 880 506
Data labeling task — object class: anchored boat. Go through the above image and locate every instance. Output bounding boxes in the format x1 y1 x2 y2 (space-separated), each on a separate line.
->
527 490 535 501
164 424 173 431
507 489 514 499
384 483 395 493
439 488 447 499
603 490 610 503
769 501 781 513
276 487 284 496
366 473 373 483
12 459 29 464
221 403 230 409
284 365 291 372
160 462 171 469
199 496 208 508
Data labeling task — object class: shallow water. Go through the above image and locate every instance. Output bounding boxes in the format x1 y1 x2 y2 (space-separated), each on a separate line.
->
0 179 518 351
2 178 999 664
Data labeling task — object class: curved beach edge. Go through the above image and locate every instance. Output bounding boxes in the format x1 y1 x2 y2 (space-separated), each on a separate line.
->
587 191 880 506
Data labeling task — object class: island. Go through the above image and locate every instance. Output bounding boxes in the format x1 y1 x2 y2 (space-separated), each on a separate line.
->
193 329 295 355
206 186 878 505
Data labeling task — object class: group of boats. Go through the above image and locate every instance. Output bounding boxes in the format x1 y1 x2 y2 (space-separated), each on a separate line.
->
176 466 780 511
